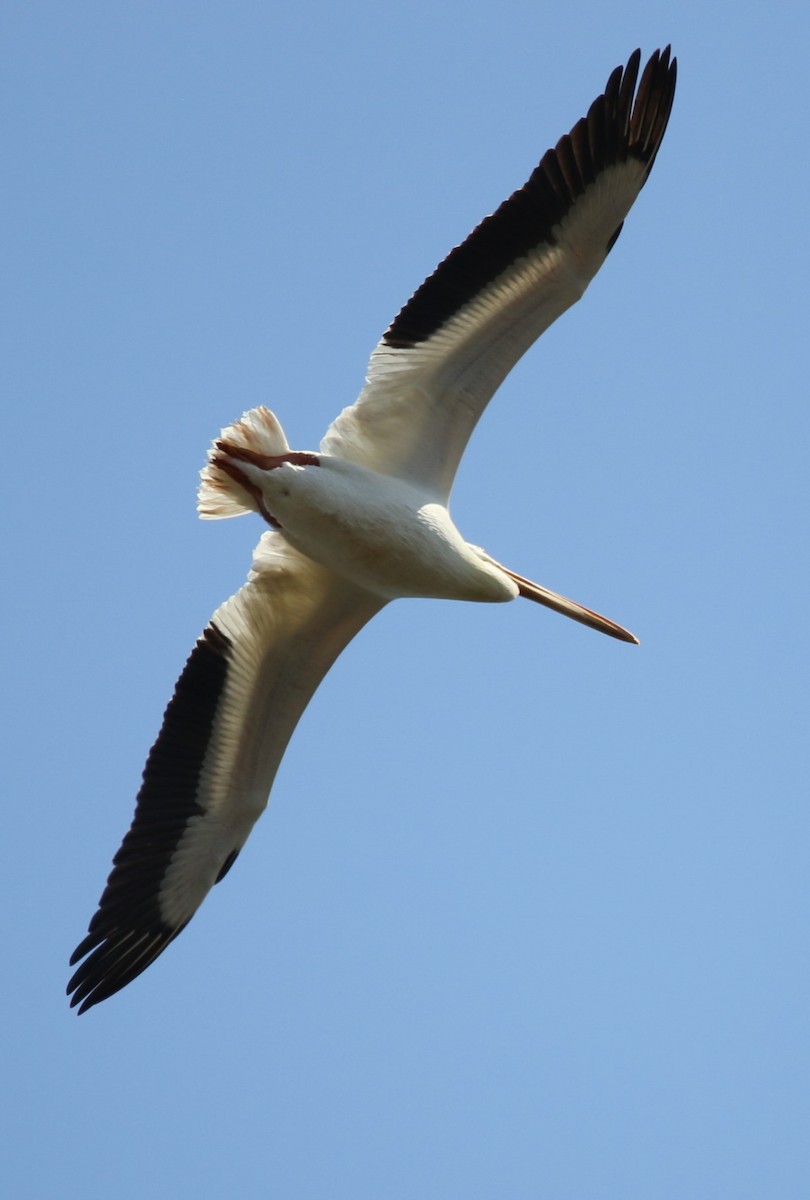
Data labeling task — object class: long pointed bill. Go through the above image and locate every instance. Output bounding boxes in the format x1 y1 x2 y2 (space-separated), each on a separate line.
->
499 565 639 644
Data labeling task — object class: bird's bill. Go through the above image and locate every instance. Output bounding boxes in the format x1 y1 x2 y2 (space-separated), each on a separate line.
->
499 565 639 644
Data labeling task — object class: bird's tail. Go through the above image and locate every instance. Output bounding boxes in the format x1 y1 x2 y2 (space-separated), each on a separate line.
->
198 406 290 519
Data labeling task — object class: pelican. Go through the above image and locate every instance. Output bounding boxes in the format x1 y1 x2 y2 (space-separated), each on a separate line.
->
68 48 676 1012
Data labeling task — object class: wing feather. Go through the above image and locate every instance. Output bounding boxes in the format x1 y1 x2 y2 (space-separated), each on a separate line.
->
321 48 676 498
68 535 383 1012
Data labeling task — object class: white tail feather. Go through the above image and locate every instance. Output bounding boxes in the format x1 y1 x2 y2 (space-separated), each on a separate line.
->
198 406 290 519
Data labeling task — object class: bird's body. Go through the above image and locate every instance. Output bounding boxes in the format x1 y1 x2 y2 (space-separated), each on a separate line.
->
211 443 518 603
69 48 677 1012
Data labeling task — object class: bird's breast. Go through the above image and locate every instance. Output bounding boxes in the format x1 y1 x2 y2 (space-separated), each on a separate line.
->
263 461 515 603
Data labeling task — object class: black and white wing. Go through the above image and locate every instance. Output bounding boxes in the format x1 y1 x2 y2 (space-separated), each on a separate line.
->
68 535 382 1013
322 48 676 499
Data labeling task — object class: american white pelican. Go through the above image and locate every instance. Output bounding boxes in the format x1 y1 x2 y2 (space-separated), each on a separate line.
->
69 48 676 1012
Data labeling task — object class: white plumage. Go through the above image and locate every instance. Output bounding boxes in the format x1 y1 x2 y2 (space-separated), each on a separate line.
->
69 47 676 1012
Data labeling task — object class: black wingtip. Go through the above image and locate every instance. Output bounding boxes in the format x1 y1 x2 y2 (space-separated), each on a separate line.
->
68 919 189 1013
67 622 232 1012
383 48 677 349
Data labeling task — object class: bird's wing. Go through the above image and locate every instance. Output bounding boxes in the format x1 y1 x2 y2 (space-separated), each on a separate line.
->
68 533 384 1013
321 48 676 500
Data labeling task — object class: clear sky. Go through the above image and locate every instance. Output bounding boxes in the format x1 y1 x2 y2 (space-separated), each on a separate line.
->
4 2 809 1197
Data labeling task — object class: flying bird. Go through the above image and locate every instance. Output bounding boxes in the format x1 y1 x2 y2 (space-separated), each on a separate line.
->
69 47 676 1012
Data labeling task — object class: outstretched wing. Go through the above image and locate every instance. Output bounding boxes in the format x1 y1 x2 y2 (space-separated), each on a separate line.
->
322 48 676 499
68 535 383 1013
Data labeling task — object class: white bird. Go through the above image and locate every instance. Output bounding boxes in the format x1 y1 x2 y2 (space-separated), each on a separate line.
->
69 47 676 1012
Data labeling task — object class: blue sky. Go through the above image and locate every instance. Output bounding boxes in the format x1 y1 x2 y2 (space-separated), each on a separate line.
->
4 2 809 1197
